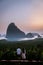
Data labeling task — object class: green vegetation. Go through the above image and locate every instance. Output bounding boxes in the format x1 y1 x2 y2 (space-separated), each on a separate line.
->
0 38 43 61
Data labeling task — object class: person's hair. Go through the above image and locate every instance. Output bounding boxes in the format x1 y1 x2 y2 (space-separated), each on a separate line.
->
22 48 25 53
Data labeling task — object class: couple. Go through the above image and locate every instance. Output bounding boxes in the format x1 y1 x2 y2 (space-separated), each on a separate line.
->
16 48 26 60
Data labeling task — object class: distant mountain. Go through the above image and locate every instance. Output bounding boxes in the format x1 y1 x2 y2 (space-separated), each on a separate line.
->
6 23 25 41
26 33 34 38
32 33 41 38
26 32 41 38
6 22 42 41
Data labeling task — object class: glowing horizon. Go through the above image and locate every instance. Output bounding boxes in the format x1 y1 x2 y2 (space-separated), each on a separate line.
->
0 0 43 34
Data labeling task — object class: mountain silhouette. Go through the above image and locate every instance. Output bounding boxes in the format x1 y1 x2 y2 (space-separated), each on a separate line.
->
6 23 25 41
26 33 34 38
26 32 41 38
32 33 41 38
6 23 41 41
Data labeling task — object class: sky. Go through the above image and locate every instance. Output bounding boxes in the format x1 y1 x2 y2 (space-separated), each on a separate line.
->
0 0 43 34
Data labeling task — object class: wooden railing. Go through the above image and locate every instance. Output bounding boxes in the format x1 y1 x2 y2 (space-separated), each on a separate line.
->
0 60 42 62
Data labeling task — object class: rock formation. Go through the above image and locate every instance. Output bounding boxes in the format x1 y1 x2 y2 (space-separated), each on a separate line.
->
6 23 25 41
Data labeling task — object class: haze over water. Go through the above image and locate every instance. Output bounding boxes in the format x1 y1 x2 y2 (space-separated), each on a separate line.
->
0 35 43 41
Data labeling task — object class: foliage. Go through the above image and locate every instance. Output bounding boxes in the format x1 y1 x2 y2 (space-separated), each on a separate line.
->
0 38 43 61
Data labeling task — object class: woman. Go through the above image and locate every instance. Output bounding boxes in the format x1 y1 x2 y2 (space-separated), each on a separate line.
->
21 48 26 60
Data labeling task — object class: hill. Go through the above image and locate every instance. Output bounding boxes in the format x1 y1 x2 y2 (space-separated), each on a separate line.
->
6 23 25 41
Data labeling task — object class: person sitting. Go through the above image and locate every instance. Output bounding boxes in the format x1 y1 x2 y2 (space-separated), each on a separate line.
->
16 47 22 59
21 48 26 60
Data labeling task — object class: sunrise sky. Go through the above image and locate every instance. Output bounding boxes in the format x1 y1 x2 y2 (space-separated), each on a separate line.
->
0 0 43 34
